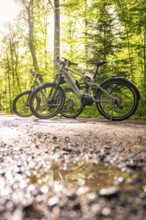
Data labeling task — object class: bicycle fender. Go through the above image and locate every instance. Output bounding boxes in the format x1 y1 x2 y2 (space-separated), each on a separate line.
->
32 82 54 91
21 90 32 94
37 82 57 88
113 77 140 99
14 90 32 97
36 82 65 95
122 78 140 99
97 77 140 99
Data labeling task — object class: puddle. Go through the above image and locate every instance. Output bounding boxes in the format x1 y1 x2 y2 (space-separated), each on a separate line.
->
28 162 146 191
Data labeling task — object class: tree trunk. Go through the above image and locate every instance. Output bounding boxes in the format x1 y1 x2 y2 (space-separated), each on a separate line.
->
22 0 39 71
143 22 146 103
54 0 60 72
9 27 21 95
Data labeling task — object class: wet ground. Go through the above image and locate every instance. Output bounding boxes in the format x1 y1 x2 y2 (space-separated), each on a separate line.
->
0 114 146 220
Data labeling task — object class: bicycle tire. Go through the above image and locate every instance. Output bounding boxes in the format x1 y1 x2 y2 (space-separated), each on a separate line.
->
60 88 84 118
29 83 65 119
95 78 140 121
13 90 40 117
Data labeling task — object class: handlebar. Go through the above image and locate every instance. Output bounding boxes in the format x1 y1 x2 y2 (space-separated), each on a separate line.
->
29 69 43 77
56 57 78 67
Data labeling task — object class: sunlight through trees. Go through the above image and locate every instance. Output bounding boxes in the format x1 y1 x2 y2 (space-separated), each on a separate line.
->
0 0 145 117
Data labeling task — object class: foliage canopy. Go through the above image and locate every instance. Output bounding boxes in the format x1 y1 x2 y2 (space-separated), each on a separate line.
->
0 0 145 118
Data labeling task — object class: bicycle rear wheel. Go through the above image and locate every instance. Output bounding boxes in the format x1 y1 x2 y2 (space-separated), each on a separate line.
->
29 83 65 119
60 88 83 118
95 78 140 121
13 91 39 117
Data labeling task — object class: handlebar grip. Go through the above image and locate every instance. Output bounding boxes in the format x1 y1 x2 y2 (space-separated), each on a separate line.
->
63 58 78 66
70 62 78 66
56 57 78 66
56 57 64 65
29 69 43 77
29 69 35 76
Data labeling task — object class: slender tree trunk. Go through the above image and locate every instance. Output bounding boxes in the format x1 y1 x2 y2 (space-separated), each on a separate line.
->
144 20 146 82
6 56 12 111
22 0 39 71
143 23 146 103
9 37 15 98
117 0 134 80
44 14 48 70
9 28 21 95
54 0 60 72
84 0 88 68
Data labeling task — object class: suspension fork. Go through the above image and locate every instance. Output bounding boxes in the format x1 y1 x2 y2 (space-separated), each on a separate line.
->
48 82 61 100
47 74 62 100
42 74 61 101
27 93 32 106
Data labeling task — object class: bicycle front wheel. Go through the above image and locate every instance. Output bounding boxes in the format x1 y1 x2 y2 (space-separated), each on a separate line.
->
95 78 140 121
29 83 65 119
60 88 83 118
13 91 33 117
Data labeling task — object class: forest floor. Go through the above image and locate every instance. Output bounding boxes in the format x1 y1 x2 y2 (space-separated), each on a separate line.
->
0 114 146 220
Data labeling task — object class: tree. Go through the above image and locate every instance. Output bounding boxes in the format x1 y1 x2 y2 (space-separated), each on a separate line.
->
0 0 145 117
54 0 60 59
22 0 39 71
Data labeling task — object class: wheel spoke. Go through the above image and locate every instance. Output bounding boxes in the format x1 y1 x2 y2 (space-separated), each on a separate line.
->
13 92 33 117
96 79 139 121
29 84 65 119
60 88 83 118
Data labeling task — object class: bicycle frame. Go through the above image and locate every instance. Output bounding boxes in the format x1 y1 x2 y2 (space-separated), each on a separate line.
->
28 58 140 121
30 71 48 99
59 66 117 103
18 71 45 109
31 75 42 90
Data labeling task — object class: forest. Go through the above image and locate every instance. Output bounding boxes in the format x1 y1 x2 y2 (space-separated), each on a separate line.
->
0 0 146 118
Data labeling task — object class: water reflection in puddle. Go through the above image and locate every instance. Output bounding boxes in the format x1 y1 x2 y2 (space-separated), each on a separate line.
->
29 162 146 190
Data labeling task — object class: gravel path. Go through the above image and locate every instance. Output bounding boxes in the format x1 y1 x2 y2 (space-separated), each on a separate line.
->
0 114 146 220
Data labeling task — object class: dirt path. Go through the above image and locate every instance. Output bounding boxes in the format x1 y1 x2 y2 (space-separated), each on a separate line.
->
0 114 146 220
0 114 146 168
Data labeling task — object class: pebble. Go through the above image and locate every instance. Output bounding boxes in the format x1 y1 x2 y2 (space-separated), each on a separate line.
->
0 118 146 220
99 186 120 198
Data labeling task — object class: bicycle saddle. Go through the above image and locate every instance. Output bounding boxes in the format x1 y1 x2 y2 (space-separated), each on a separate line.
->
90 61 107 66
